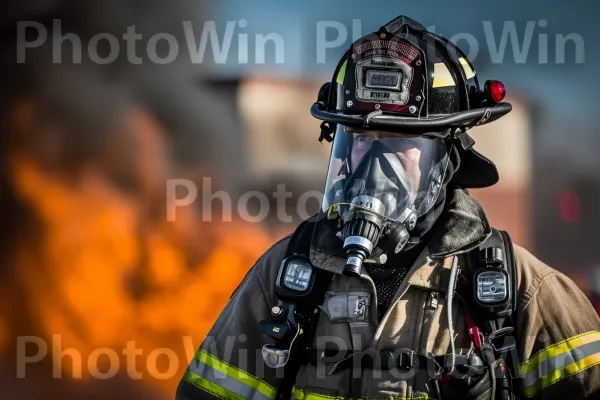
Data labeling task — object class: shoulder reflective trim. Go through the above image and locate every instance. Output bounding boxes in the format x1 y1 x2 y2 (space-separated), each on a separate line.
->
336 60 348 86
183 349 276 400
519 331 600 398
291 387 433 400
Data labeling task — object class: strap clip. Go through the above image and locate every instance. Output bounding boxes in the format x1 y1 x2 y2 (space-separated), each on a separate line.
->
454 128 476 150
398 351 414 370
464 307 484 350
488 327 516 353
318 121 335 143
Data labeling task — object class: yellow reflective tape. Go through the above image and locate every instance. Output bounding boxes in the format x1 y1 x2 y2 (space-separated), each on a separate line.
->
336 60 348 86
432 58 476 88
432 63 454 88
459 57 475 79
519 331 600 376
522 352 600 398
292 386 433 400
184 369 246 400
197 349 276 399
292 387 344 400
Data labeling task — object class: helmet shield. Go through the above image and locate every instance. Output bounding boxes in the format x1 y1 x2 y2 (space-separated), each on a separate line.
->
322 124 451 224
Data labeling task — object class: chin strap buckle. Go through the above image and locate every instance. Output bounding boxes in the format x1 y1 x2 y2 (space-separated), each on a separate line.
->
454 128 476 151
318 122 335 143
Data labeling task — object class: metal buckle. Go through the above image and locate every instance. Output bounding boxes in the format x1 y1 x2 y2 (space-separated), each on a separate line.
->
398 351 413 370
488 327 516 353
468 352 484 368
261 323 301 368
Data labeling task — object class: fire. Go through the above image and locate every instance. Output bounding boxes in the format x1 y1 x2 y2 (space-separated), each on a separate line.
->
5 100 275 395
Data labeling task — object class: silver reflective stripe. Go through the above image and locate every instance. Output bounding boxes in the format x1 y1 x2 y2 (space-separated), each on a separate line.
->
188 358 273 400
522 339 600 388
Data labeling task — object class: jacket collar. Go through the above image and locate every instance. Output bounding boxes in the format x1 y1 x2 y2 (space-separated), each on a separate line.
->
309 187 492 277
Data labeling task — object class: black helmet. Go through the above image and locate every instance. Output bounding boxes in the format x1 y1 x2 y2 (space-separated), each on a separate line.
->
311 15 512 188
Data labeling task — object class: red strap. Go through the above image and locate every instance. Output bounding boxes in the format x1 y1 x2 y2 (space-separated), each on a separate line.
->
465 307 483 350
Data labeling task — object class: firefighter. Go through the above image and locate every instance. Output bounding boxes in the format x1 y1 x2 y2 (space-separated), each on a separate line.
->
177 16 600 400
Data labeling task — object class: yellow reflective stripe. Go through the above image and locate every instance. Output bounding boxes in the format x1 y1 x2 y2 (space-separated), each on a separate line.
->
292 387 344 400
519 331 600 376
432 63 454 88
196 349 276 399
184 369 246 400
291 387 432 400
336 60 348 85
459 57 475 79
432 58 476 88
522 352 600 398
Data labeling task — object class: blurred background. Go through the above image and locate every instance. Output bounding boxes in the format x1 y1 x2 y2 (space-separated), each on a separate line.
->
1 0 599 398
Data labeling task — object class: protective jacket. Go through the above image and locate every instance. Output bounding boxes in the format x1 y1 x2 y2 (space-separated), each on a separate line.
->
176 188 600 400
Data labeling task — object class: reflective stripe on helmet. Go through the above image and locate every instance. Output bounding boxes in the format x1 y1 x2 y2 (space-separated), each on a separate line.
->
519 331 600 397
432 58 476 88
335 60 348 86
459 58 476 79
183 349 276 400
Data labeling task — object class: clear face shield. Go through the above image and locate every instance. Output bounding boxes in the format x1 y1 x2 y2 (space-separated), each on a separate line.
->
319 124 452 276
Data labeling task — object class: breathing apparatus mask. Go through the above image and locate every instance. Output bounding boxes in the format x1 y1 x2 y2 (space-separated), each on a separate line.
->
321 125 451 276
309 15 512 276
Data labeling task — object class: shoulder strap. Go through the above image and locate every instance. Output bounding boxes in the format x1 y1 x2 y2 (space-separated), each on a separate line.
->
284 218 315 258
276 220 334 400
465 228 517 316
498 230 517 316
463 228 517 398
485 229 517 317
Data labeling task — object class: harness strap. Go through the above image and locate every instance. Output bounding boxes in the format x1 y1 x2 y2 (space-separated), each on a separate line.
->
465 305 483 350
275 220 334 400
459 228 517 400
308 348 486 379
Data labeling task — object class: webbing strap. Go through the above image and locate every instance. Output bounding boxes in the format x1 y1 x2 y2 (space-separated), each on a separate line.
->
309 348 485 379
461 228 517 400
276 220 334 400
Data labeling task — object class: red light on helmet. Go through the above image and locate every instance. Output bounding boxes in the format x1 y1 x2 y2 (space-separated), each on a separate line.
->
485 80 506 103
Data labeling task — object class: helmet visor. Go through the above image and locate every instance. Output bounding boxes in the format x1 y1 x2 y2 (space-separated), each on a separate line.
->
322 124 451 222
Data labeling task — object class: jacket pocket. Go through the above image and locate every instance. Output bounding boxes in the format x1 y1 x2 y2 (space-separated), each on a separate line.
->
321 292 371 323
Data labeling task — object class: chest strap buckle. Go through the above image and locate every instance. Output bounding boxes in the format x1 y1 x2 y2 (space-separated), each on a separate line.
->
488 327 516 353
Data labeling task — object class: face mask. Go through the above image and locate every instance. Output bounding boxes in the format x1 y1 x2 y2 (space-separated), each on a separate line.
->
319 126 451 277
342 139 413 221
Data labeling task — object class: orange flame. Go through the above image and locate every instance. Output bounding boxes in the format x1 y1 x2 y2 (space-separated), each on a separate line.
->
5 100 275 395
